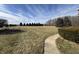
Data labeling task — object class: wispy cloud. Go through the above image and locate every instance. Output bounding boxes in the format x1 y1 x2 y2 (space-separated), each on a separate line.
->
54 5 79 17
0 4 33 24
0 4 79 24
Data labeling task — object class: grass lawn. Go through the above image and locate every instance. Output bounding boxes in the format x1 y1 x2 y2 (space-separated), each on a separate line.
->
0 26 58 54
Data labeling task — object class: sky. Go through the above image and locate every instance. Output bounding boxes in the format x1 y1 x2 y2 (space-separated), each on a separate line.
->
0 4 79 24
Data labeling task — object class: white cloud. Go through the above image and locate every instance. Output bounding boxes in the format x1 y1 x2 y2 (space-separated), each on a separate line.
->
55 5 79 17
0 4 32 24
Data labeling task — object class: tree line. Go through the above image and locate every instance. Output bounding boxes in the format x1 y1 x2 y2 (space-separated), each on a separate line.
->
6 23 44 27
8 16 72 27
20 23 43 26
46 16 72 27
55 16 72 27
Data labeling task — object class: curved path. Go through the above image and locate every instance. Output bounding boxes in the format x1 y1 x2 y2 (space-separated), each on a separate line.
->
44 34 60 54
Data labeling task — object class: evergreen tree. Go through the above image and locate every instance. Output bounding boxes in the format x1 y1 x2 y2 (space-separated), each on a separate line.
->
24 23 26 26
20 22 22 26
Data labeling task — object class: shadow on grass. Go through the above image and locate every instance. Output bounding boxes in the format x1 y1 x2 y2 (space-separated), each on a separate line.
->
58 29 79 43
0 29 25 35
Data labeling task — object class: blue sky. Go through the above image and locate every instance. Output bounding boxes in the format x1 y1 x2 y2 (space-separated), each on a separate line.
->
0 4 79 24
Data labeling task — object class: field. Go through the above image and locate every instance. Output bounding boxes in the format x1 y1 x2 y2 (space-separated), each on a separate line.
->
0 26 58 54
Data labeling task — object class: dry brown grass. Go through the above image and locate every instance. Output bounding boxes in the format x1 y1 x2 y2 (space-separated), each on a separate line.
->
56 37 79 54
61 27 79 32
0 26 58 54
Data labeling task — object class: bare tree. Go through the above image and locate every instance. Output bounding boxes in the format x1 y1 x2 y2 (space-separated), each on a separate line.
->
64 16 72 27
55 18 64 27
